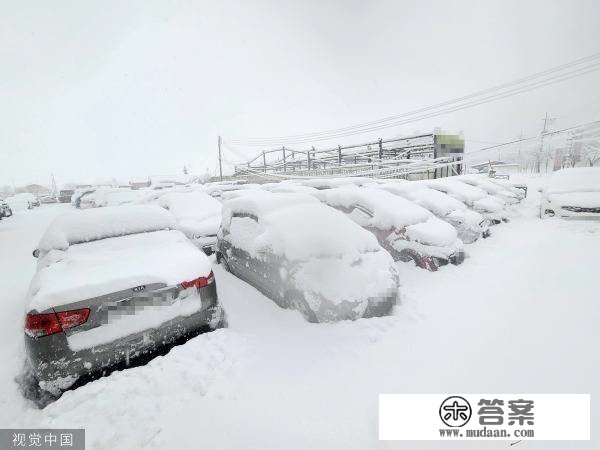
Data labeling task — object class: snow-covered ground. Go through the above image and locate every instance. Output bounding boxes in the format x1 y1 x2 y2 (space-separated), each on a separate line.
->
0 177 598 450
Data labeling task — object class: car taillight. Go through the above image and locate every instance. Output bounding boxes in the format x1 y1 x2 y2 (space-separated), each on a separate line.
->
56 308 90 330
180 270 215 289
25 308 90 338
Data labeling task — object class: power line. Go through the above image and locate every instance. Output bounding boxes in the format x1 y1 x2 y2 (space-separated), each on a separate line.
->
228 52 600 146
463 118 600 157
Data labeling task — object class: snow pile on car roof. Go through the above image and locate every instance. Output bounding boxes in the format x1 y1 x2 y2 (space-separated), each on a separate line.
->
223 191 380 260
29 230 211 312
257 202 381 260
223 191 318 219
158 191 222 222
38 205 176 252
547 167 600 194
421 178 487 203
379 183 466 217
322 186 432 228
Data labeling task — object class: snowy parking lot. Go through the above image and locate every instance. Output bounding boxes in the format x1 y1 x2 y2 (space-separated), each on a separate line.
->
0 176 598 450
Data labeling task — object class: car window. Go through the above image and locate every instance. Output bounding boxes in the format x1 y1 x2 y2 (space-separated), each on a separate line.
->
228 216 263 245
348 205 373 226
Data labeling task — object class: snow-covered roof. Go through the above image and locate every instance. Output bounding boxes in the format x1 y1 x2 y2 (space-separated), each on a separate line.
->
255 202 381 260
546 167 600 194
28 230 211 312
293 177 370 189
456 175 518 198
420 178 487 203
261 183 321 196
321 186 432 229
157 191 222 223
38 205 176 252
223 191 318 219
386 185 467 217
223 191 380 260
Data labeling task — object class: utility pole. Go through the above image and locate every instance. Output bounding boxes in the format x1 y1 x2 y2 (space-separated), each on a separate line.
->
538 113 555 173
218 136 223 181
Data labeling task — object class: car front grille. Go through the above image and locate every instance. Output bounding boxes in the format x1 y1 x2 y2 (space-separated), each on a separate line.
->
562 206 600 213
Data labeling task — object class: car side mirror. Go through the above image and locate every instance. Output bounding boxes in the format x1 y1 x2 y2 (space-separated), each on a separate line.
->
32 249 40 258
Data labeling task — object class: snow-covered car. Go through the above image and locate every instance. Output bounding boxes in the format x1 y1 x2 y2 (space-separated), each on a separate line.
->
157 191 223 254
202 183 260 200
486 177 527 199
58 189 75 203
540 167 600 219
39 195 58 204
0 200 12 218
5 193 36 211
216 191 399 322
260 183 321 196
455 175 520 205
72 188 96 208
78 188 144 208
377 181 490 243
25 205 226 395
291 177 371 190
320 187 464 270
419 178 508 224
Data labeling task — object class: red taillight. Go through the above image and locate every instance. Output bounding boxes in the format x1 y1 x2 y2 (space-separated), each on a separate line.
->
25 312 62 337
25 308 90 338
56 308 90 330
180 270 215 289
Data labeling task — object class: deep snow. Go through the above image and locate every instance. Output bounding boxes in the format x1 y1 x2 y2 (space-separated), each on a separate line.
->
0 177 598 450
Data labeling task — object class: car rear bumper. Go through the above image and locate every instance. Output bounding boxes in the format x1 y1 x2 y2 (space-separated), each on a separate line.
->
25 285 225 394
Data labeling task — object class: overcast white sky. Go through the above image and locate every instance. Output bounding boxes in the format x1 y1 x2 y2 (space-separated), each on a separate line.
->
1 0 599 187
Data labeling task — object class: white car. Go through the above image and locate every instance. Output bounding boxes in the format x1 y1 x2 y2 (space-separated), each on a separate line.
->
321 186 465 270
157 191 223 254
377 181 489 244
540 167 600 219
419 178 508 224
455 175 520 205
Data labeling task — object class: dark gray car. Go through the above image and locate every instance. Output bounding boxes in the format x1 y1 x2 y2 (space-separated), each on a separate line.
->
24 205 226 396
215 192 399 322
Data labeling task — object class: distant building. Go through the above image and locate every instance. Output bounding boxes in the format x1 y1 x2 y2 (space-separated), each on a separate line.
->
129 177 150 190
24 184 50 196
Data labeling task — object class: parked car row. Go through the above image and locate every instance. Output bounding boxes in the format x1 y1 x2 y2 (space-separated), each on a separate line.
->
23 174 525 397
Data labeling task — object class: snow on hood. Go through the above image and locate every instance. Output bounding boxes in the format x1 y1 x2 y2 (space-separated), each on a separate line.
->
457 175 519 199
447 208 486 229
405 216 459 247
402 187 467 217
473 196 504 213
548 191 600 208
27 230 212 312
421 179 487 203
255 202 381 261
37 205 176 253
546 167 600 194
223 191 319 220
292 250 397 307
178 215 221 237
322 186 432 229
158 191 222 223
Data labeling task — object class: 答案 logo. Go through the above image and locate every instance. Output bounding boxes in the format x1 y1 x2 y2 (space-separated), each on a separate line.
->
439 396 472 427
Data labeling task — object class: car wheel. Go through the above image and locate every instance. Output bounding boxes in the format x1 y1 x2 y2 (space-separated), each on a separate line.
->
16 362 60 408
285 290 318 323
